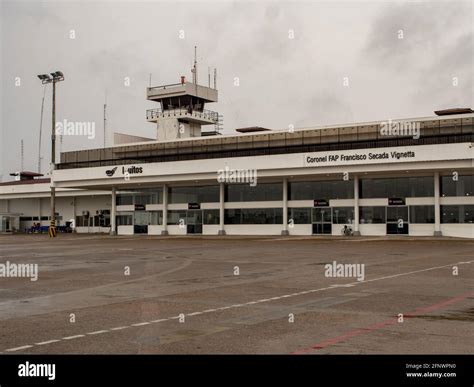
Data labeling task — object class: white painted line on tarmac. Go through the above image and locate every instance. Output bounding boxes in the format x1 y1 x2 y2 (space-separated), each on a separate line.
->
35 339 61 346
5 345 33 352
131 322 150 327
330 284 356 288
150 319 169 323
359 263 469 284
87 330 109 335
63 334 85 340
110 326 130 331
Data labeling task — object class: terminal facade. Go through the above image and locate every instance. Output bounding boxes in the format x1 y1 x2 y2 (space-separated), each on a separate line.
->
1 77 473 238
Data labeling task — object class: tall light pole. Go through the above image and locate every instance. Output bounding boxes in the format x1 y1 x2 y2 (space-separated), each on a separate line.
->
37 71 64 238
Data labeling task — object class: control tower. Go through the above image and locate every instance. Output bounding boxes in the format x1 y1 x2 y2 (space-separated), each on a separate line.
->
146 48 219 141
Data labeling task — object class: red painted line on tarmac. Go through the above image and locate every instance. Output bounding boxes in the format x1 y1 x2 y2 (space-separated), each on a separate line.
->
292 290 474 355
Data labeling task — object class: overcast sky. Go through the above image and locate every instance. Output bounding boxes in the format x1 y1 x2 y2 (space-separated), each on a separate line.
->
0 0 472 181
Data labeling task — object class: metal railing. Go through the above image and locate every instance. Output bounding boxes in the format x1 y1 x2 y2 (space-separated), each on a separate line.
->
146 107 219 122
147 83 184 92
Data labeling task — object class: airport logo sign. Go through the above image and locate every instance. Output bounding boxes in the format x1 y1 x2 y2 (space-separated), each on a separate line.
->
105 165 144 177
123 166 143 175
105 167 118 177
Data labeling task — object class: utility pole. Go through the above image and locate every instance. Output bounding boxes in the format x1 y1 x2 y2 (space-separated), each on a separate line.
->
51 79 56 233
37 71 64 238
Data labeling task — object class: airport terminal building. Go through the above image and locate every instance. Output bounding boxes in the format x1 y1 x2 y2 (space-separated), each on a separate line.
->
1 78 473 238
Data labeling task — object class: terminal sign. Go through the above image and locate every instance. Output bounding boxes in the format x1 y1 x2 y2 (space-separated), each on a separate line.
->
123 166 143 174
304 148 419 167
388 198 406 206
188 203 201 210
313 199 329 207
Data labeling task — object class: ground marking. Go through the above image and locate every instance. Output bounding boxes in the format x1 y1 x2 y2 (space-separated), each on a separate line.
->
87 330 109 335
110 326 130 331
3 259 472 353
63 334 85 340
5 345 33 352
292 289 474 354
131 322 151 327
35 339 61 346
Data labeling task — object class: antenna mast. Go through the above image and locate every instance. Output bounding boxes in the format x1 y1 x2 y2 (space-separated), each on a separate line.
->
103 92 107 148
193 46 198 85
38 84 47 173
21 139 24 171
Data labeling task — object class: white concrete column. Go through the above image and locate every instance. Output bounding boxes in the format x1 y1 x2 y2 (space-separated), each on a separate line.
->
434 171 442 236
161 184 169 235
218 182 226 235
353 175 360 236
110 187 116 235
281 178 289 235
71 197 76 233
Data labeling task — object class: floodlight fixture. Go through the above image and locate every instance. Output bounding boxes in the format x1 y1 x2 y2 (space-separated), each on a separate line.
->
37 74 52 83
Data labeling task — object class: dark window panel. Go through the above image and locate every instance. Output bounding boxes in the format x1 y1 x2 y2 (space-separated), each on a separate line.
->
289 180 353 200
360 207 386 224
225 183 282 202
409 206 435 223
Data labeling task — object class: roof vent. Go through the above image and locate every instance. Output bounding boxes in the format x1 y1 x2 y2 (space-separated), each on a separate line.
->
434 108 473 116
235 126 271 133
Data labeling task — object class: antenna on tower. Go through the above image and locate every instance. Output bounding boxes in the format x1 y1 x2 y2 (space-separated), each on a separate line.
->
21 139 24 171
192 46 198 84
103 91 107 148
208 67 210 88
214 68 217 89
